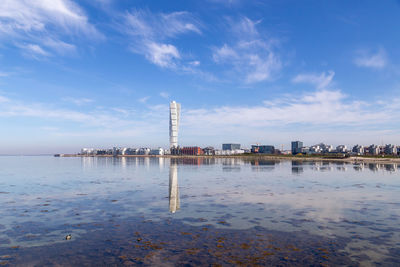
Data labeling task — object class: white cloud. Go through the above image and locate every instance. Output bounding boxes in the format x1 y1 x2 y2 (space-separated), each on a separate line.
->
0 95 10 102
292 71 335 89
207 0 241 5
0 71 10 77
160 92 169 99
0 96 156 129
354 48 387 69
19 43 50 58
144 42 180 68
0 0 101 57
213 44 238 62
182 89 391 133
62 97 93 106
212 17 281 83
189 60 200 66
124 9 201 68
43 38 77 55
138 96 150 103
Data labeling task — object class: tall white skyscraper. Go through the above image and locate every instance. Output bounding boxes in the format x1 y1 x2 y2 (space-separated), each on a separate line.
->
169 101 180 148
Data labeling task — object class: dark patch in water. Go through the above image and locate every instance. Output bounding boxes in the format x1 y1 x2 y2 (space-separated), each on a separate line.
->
0 218 358 266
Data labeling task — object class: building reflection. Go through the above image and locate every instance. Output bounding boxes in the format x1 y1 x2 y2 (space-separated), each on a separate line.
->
384 163 397 172
353 163 365 171
169 160 180 213
81 156 399 175
291 161 303 174
250 160 276 172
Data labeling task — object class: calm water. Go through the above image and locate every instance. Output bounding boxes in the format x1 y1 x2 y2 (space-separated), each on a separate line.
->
0 156 399 266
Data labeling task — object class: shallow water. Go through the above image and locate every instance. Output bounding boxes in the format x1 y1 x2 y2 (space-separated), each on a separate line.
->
0 156 399 266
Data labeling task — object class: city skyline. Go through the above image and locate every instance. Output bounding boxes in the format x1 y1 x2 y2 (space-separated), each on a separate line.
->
1 1 400 154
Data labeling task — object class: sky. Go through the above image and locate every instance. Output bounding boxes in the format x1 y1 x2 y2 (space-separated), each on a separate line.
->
1 0 400 154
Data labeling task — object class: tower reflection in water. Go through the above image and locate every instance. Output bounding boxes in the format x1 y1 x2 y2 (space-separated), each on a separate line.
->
169 160 180 213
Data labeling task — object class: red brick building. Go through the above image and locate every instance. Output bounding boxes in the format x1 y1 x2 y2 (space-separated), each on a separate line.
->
181 146 204 156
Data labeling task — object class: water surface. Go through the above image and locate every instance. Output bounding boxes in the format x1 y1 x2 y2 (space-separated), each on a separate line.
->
0 156 399 266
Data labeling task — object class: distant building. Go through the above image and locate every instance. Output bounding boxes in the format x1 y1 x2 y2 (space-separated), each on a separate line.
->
170 146 181 155
352 145 364 155
251 145 275 154
203 147 215 155
222 144 241 150
291 141 303 154
320 143 334 153
121 148 128 155
169 101 181 149
369 144 380 155
138 148 150 155
112 147 121 156
309 145 322 154
150 148 164 155
384 144 397 155
181 147 204 156
81 148 95 155
96 149 108 155
215 149 245 155
336 145 347 153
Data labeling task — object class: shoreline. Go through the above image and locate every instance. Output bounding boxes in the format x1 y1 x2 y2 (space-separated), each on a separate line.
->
56 154 400 164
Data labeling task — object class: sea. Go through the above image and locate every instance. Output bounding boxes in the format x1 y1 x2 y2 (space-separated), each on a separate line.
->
0 156 399 266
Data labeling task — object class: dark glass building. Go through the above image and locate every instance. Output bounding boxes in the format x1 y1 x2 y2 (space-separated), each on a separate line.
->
222 143 241 150
291 141 303 154
251 145 275 154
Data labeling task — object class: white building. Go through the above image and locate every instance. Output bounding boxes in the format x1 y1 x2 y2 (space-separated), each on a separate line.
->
309 145 321 154
81 148 95 155
150 148 164 155
138 148 150 155
215 149 245 155
352 145 364 155
336 145 347 153
169 101 181 149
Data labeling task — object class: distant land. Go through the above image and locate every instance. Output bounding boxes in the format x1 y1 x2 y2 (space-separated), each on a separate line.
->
54 153 400 164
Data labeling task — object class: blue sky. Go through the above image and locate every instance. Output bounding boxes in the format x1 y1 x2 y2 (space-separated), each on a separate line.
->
1 0 400 154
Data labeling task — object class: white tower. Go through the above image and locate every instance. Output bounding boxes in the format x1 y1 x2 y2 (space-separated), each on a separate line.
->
169 101 180 148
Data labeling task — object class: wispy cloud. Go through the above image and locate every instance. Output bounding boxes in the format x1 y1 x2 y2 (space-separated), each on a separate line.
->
160 92 169 99
138 96 150 103
123 9 201 68
354 48 387 69
62 97 94 106
0 95 10 103
212 17 281 83
0 71 10 77
182 89 394 135
18 43 50 58
292 71 335 89
0 0 102 57
0 94 156 129
207 0 241 6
